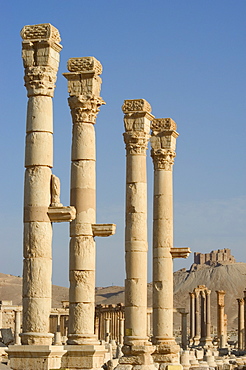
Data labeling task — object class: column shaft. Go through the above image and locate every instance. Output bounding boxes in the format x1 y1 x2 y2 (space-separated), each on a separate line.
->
150 118 179 361
189 293 195 344
21 23 62 345
64 57 104 344
181 313 188 350
216 290 225 348
237 298 244 350
122 99 153 346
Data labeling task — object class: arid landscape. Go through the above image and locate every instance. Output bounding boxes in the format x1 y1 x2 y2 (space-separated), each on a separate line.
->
1 261 245 331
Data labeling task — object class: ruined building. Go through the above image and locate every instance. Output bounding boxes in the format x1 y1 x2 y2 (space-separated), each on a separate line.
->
194 248 236 266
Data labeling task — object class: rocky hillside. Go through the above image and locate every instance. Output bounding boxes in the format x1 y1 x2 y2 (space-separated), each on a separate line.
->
173 262 246 330
1 262 246 330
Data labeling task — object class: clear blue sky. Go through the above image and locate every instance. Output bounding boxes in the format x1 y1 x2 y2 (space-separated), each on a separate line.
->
1 1 245 287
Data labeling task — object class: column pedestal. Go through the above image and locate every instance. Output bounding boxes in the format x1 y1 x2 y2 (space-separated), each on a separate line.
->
7 345 66 370
61 344 107 370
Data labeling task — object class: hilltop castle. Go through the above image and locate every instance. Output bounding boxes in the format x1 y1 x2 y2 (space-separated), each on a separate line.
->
194 248 236 266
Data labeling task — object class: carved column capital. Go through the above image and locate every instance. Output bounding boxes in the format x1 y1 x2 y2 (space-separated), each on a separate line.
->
21 23 62 97
123 131 150 155
63 57 105 124
68 95 105 124
122 99 154 155
237 298 244 306
150 118 179 171
151 149 176 170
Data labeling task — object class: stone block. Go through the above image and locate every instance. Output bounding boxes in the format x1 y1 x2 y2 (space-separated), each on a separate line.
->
7 344 65 370
25 132 53 167
26 96 53 133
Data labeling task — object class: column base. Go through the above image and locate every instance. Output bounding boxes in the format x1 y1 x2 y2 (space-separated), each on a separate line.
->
192 336 200 346
200 336 213 349
20 332 54 345
61 344 107 370
152 338 180 365
67 333 99 345
7 345 66 370
115 342 156 370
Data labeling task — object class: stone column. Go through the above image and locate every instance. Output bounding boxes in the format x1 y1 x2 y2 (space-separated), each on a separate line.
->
205 289 212 347
181 312 188 350
200 291 206 345
62 57 115 369
150 118 180 363
216 290 225 348
14 310 21 345
117 99 155 369
237 298 244 351
194 290 201 346
105 318 110 343
20 23 62 346
244 290 246 350
189 292 195 346
119 318 124 346
8 23 76 370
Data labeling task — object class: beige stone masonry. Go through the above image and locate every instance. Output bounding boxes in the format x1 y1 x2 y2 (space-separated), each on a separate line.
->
7 345 66 370
64 57 103 345
216 290 226 348
92 224 116 237
14 26 75 370
116 99 156 370
237 298 244 350
21 23 62 347
64 57 115 368
150 118 181 364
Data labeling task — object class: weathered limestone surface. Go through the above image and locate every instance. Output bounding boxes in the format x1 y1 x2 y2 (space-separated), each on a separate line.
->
150 118 180 364
237 298 244 350
21 23 62 347
8 23 76 370
64 56 105 345
116 99 156 370
63 57 115 368
7 345 66 370
216 290 226 348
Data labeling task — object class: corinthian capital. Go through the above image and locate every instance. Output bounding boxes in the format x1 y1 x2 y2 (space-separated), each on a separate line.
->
63 57 105 124
151 149 176 171
150 118 178 170
122 99 154 155
21 24 62 97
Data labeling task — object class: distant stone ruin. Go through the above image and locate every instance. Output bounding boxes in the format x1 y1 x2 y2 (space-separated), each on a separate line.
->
194 248 236 266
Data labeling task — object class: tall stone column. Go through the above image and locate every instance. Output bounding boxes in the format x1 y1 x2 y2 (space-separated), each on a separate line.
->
216 290 225 348
189 292 195 346
237 298 244 351
180 312 188 350
21 23 62 346
62 57 115 369
205 289 212 347
244 290 246 350
117 99 155 370
194 290 201 346
14 310 21 345
200 291 206 345
150 118 180 363
8 23 75 370
119 318 124 345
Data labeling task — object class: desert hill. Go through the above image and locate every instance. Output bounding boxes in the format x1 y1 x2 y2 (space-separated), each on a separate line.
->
1 262 246 330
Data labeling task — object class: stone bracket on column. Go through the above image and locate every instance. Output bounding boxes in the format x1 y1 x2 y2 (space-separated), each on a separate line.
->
92 223 116 237
48 206 76 223
170 247 191 259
